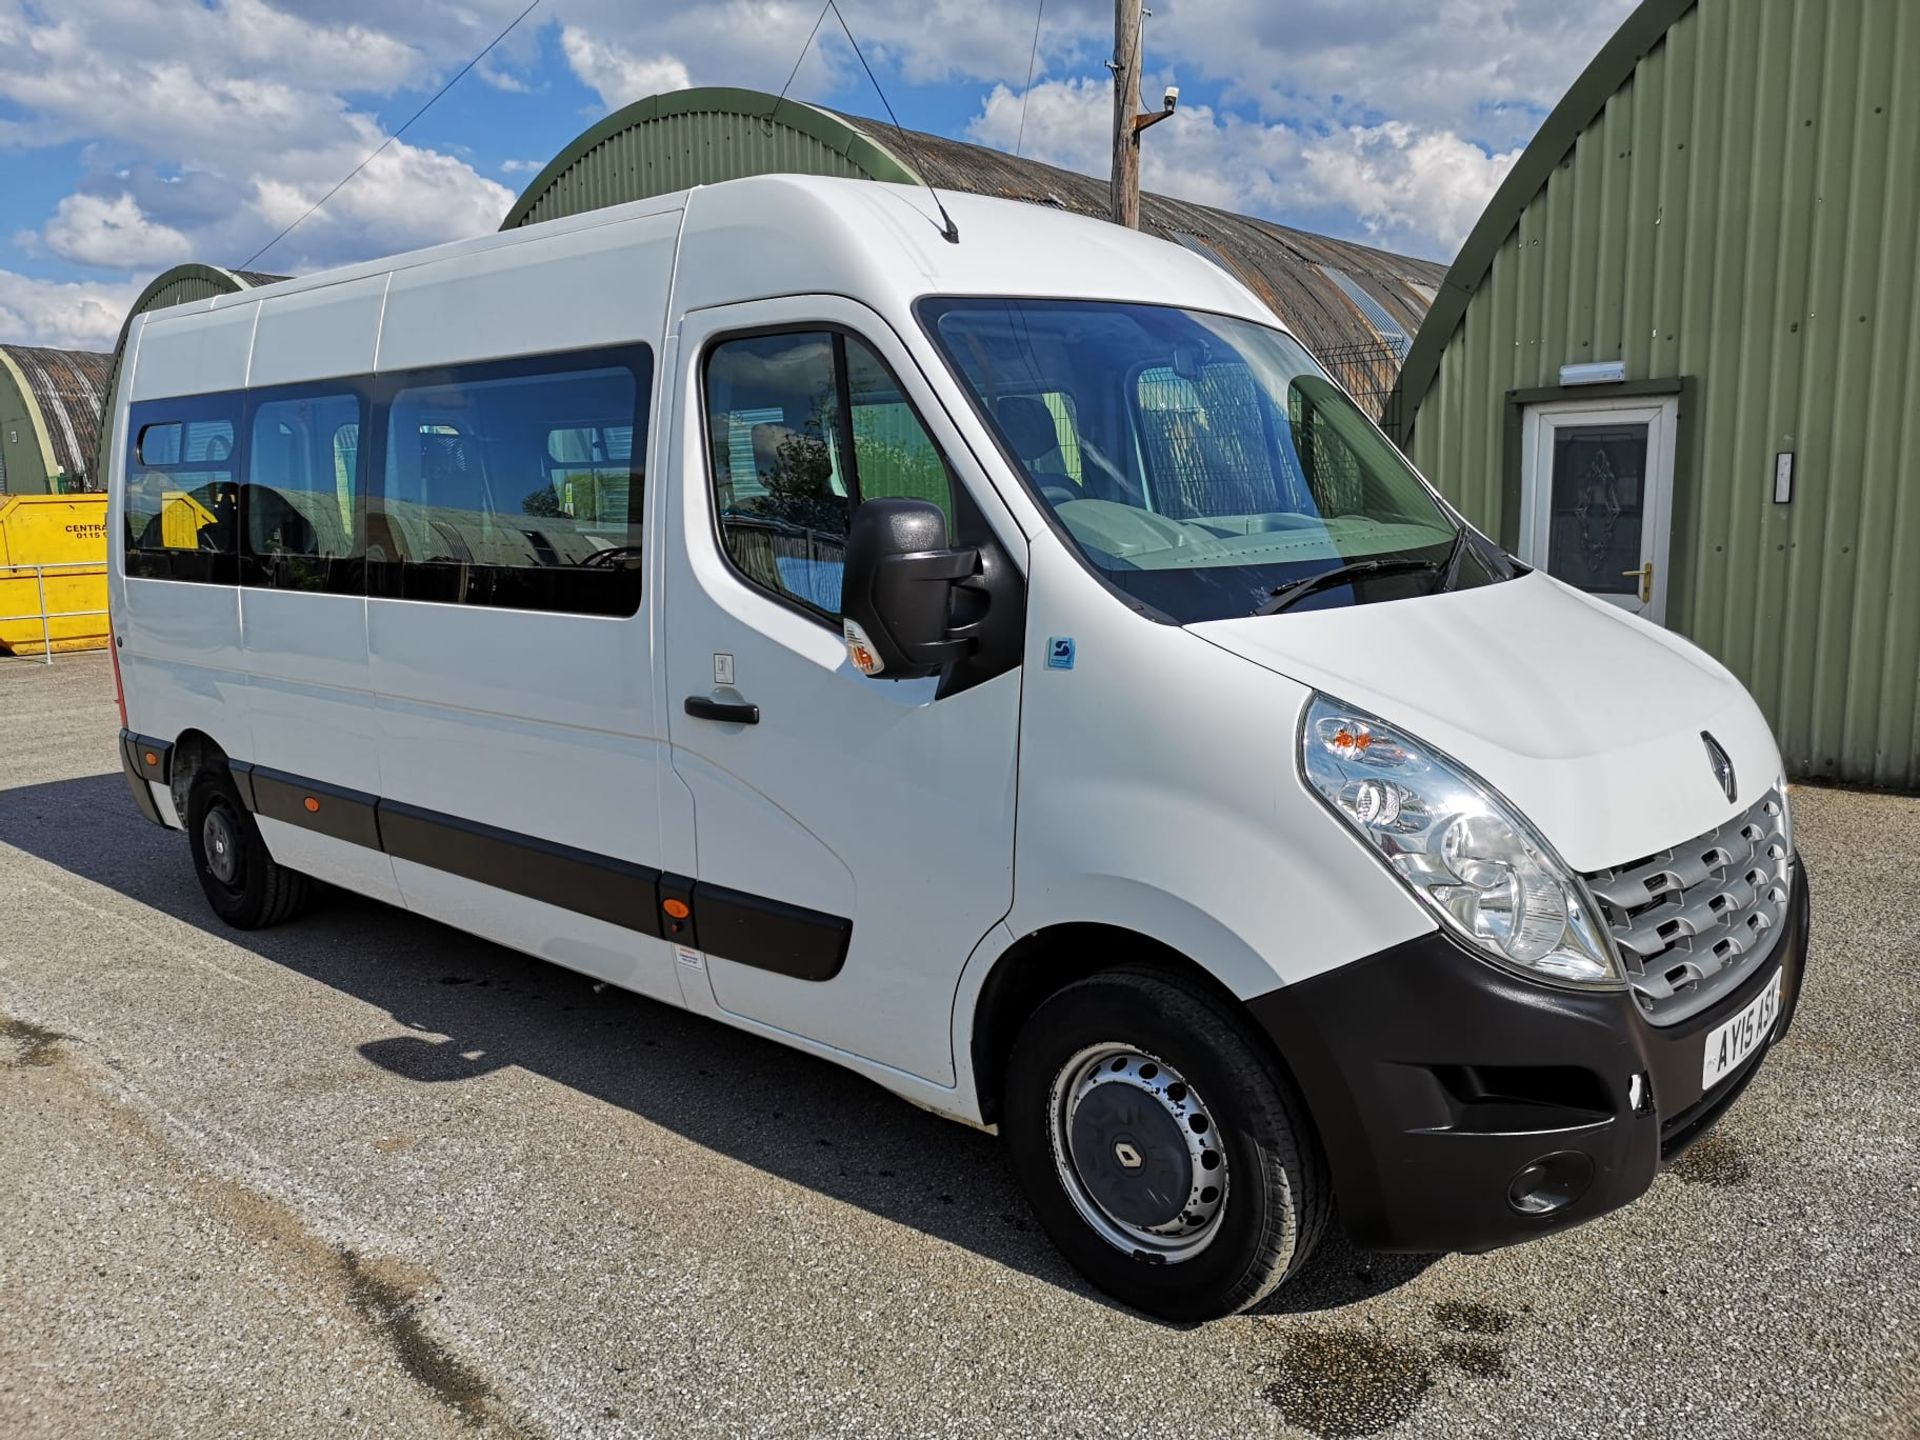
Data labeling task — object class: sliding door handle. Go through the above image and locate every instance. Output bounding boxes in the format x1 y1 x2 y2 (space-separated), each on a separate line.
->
684 696 760 725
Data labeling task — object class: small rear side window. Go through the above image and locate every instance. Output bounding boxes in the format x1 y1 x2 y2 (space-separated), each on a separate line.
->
123 404 242 584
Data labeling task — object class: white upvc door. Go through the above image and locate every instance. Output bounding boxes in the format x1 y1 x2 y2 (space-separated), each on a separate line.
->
1519 395 1679 623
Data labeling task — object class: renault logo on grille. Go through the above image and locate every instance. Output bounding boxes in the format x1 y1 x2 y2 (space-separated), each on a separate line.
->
1702 731 1737 803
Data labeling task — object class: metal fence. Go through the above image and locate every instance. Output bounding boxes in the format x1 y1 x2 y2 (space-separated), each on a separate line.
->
1315 337 1408 424
0 560 108 664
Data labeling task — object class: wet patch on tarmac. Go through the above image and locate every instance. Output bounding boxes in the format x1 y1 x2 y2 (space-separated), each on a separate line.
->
1436 1338 1510 1379
1431 1299 1514 1336
1670 1131 1751 1187
0 1014 69 1067
341 1249 501 1431
1261 1329 1436 1438
1262 1303 1523 1434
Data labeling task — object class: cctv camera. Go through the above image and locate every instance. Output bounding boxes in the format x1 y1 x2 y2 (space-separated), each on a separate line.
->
1163 85 1180 111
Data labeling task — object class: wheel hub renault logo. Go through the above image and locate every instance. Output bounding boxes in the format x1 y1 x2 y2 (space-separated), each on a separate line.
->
1702 731 1737 803
1113 1142 1143 1170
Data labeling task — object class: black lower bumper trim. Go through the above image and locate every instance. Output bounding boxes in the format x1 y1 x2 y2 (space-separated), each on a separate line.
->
118 729 167 827
1247 860 1812 1254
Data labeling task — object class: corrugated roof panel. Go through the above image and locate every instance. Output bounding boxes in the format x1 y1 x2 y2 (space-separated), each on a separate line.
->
0 345 110 484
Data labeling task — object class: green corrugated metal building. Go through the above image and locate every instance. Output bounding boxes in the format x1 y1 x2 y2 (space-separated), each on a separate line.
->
1388 0 1919 789
0 345 109 492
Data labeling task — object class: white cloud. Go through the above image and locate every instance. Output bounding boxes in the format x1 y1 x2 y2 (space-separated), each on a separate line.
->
559 25 692 110
0 0 1623 304
1302 123 1520 256
38 193 193 270
0 269 144 350
0 0 524 274
1151 0 1637 148
967 76 1510 258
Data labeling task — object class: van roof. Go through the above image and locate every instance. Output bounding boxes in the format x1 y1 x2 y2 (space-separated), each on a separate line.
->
169 173 1281 336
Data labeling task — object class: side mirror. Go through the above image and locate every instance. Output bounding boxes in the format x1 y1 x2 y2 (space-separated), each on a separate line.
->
840 498 982 680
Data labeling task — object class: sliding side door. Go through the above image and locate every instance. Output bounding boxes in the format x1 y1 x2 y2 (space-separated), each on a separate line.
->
364 214 684 1005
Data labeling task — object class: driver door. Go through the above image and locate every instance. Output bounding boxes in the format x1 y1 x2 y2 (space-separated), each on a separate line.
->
661 296 1025 1086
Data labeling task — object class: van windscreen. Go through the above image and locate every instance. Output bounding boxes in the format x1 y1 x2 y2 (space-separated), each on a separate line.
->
919 298 1514 623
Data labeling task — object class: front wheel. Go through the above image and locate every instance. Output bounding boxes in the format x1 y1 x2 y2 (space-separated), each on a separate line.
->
1003 967 1329 1322
186 767 315 929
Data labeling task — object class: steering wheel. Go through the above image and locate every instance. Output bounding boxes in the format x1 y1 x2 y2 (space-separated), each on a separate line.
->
579 544 645 569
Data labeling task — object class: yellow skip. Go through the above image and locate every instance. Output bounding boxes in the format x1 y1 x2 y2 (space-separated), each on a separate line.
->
0 493 109 656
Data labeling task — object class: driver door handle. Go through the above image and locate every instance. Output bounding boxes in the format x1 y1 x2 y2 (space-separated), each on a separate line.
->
684 696 760 725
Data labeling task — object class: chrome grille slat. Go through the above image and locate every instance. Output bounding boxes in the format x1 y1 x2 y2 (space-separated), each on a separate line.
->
1584 790 1792 1027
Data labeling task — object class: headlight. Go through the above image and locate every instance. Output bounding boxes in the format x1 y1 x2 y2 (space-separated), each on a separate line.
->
1299 694 1622 987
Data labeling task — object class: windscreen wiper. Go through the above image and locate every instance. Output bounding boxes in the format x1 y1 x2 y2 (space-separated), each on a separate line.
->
1256 556 1443 616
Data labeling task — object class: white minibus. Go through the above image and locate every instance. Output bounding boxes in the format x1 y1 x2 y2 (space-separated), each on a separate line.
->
108 176 1809 1321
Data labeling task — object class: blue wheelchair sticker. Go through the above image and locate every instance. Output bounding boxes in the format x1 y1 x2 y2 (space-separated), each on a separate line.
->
1047 637 1076 670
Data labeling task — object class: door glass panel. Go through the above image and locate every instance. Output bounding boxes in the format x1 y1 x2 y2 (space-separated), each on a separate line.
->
845 335 954 529
706 331 849 614
704 331 957 618
1546 423 1648 593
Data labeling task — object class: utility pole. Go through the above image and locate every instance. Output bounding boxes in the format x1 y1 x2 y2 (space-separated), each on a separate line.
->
1109 0 1176 228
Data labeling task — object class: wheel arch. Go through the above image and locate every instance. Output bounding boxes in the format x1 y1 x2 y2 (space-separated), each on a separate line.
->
167 727 230 817
967 921 1284 1128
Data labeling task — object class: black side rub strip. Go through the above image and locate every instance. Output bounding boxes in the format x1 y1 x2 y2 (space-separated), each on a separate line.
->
696 882 851 982
197 756 852 981
378 799 666 940
251 766 382 851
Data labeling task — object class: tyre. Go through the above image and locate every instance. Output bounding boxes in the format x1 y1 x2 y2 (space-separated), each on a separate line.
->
1003 966 1329 1322
186 767 314 929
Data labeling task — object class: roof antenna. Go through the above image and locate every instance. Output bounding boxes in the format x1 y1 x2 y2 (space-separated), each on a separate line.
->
827 1 960 243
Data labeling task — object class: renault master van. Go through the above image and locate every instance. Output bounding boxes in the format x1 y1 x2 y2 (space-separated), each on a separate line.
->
108 176 1810 1321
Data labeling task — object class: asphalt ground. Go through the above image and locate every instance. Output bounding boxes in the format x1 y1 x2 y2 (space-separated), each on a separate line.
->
0 653 1915 1439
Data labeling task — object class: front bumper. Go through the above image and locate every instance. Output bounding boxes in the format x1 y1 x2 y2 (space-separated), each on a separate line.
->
1247 859 1811 1254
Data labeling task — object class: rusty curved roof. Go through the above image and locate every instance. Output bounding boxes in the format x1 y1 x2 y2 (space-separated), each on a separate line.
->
0 344 111 485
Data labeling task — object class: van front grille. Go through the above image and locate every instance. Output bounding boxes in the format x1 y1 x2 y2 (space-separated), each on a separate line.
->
1584 792 1792 1027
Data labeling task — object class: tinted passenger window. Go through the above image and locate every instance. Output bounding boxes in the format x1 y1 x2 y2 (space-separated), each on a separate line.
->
124 405 241 583
371 348 650 616
244 391 363 591
704 331 955 617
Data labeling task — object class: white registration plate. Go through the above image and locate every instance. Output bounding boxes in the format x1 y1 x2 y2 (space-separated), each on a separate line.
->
1701 968 1784 1091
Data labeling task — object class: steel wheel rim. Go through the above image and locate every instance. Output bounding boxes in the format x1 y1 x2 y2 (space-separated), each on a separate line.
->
202 805 242 889
1047 1043 1228 1263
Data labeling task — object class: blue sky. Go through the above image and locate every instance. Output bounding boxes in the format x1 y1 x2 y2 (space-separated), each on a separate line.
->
0 0 1636 349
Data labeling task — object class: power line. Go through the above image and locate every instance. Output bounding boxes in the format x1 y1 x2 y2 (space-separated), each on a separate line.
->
1015 0 1046 158
238 0 543 271
779 0 835 103
827 1 959 242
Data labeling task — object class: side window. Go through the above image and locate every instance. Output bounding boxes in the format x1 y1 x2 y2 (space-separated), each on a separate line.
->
371 348 650 616
123 404 241 583
244 390 363 592
704 330 956 618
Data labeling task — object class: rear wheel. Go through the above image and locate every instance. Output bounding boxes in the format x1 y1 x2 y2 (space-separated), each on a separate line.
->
186 768 314 929
1003 967 1328 1322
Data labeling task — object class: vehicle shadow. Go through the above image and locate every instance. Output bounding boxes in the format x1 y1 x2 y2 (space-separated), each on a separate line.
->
0 770 1434 1322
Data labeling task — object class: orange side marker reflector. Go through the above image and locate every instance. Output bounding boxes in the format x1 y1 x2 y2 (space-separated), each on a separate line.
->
662 898 690 920
143 751 159 767
303 796 321 813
